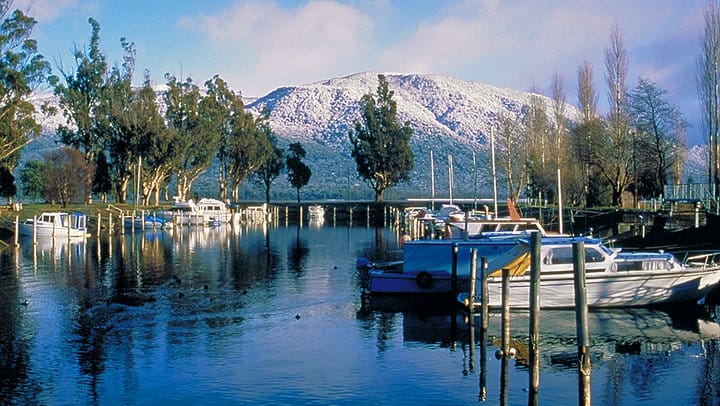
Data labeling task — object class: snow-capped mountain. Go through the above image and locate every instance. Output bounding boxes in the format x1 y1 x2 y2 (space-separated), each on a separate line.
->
243 72 578 200
24 72 588 200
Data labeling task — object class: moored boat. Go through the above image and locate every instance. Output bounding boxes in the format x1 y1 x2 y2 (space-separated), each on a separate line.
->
19 211 89 238
459 237 720 308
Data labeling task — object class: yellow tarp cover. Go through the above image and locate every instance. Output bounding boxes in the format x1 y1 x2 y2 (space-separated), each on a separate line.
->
489 251 531 277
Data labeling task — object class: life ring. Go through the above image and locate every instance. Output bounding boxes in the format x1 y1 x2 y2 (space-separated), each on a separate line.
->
415 271 433 289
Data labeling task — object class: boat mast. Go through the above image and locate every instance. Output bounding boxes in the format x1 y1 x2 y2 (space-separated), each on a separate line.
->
557 168 563 234
448 154 454 205
491 127 498 217
430 150 435 211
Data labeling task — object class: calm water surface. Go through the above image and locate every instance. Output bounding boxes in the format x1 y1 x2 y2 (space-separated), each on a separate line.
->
1 221 720 405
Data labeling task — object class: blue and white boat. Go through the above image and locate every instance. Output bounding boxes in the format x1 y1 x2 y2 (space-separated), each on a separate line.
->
365 234 720 308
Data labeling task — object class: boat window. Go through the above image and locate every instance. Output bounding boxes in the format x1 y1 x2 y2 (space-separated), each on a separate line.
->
544 247 605 265
585 248 605 263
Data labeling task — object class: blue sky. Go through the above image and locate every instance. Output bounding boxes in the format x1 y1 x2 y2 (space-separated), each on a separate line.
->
17 0 710 145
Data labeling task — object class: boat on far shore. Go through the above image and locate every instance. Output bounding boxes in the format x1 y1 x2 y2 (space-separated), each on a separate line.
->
162 197 233 226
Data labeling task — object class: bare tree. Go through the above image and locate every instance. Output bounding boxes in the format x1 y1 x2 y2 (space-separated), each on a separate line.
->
628 77 687 197
495 113 527 202
698 0 720 197
524 93 553 203
577 60 598 123
602 23 633 207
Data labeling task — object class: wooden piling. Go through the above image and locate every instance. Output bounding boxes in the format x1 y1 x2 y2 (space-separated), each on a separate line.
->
529 232 541 404
573 241 591 406
14 215 19 247
451 243 459 297
501 268 510 358
468 248 478 311
32 215 37 245
97 213 102 237
480 256 489 333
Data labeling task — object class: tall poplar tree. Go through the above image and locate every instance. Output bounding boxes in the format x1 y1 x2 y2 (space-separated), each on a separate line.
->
698 0 720 198
348 74 413 201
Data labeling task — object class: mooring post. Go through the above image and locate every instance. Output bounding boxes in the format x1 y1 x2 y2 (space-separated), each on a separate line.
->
481 256 489 333
97 213 102 237
529 232 542 404
451 243 459 297
478 256 489 402
573 240 591 406
32 215 37 245
501 268 510 358
468 248 478 311
14 215 19 247
109 213 113 235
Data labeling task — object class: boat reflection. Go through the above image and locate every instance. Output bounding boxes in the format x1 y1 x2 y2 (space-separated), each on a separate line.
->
395 306 720 357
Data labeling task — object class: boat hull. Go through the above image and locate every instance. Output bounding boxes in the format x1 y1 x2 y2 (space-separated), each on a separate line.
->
473 268 720 308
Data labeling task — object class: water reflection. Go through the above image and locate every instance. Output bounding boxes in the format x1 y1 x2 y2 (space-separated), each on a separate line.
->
363 298 720 405
1 223 720 404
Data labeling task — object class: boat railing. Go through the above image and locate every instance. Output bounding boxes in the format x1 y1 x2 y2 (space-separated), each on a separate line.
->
676 250 720 269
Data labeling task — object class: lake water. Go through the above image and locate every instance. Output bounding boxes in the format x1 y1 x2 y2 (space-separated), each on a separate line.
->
1 221 720 405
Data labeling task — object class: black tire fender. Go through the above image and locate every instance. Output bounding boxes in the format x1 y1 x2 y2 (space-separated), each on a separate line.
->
415 271 433 289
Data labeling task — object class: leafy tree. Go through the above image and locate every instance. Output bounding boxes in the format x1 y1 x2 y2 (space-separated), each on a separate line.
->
139 75 176 205
92 151 112 202
43 147 93 207
164 73 219 201
253 127 284 204
95 37 138 203
0 4 51 167
227 110 273 201
51 18 108 202
204 75 244 201
286 142 311 203
349 74 413 201
0 165 15 204
19 159 46 200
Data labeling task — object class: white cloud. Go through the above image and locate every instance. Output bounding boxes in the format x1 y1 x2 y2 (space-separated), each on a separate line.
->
179 0 375 95
14 0 79 22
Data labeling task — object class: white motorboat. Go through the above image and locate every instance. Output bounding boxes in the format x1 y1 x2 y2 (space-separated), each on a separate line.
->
365 235 720 308
19 212 89 238
164 198 231 225
459 238 720 308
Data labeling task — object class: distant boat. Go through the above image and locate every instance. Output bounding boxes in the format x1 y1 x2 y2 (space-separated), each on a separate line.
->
308 205 324 220
124 213 171 230
163 198 231 225
19 212 89 238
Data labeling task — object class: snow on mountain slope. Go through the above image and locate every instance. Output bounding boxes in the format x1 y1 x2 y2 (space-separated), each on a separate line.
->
247 72 575 150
